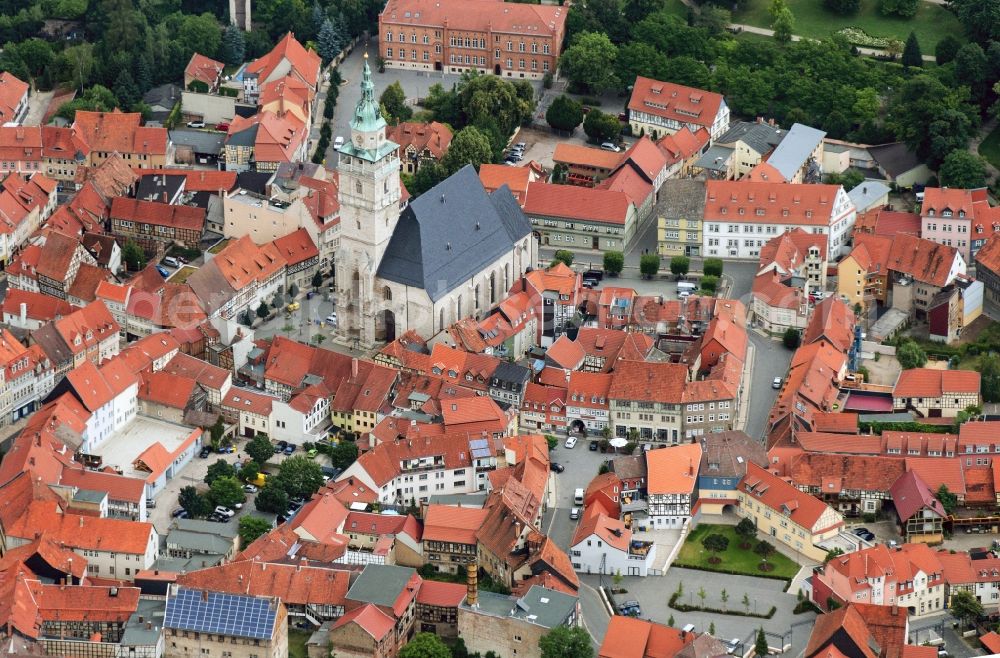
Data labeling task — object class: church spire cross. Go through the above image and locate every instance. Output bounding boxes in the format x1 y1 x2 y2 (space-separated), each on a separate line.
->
351 52 386 134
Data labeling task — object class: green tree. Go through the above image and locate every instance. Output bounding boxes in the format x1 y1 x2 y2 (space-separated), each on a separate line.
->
937 484 958 515
769 0 795 44
700 275 719 294
380 81 413 125
583 109 621 144
179 485 211 517
823 0 859 14
639 254 659 279
551 250 573 268
878 0 918 17
546 95 584 133
538 625 594 658
559 31 618 94
221 24 246 66
710 622 716 636
238 516 272 546
275 455 324 498
743 592 752 614
721 589 729 611
736 518 757 548
316 18 341 64
826 170 866 190
330 440 359 469
255 483 289 513
701 533 729 563
935 35 962 65
695 6 732 34
783 327 801 349
179 13 222 60
755 628 769 657
896 340 927 369
755 540 776 570
256 300 270 320
670 256 690 278
246 434 274 465
312 269 324 289
901 32 922 69
659 56 711 90
205 459 234 485
824 547 845 562
239 460 260 483
950 589 984 628
398 632 451 658
122 240 146 271
441 126 493 174
939 150 988 189
703 258 723 277
978 353 1000 403
210 476 246 508
604 251 624 276
887 75 978 168
955 43 990 101
615 42 668 91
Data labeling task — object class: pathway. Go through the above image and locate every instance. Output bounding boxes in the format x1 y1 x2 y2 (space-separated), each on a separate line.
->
971 117 1000 184
729 23 936 61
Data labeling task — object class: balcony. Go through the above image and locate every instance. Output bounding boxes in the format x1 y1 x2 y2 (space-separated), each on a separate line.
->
628 539 653 557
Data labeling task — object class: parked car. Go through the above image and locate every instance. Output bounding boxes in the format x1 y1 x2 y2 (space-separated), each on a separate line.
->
333 136 345 149
199 447 212 458
325 313 337 326
171 507 187 518
582 278 598 288
513 142 526 150
215 122 230 131
146 499 156 508
273 444 284 453
155 265 170 277
600 142 621 152
284 443 296 455
589 440 599 451
214 506 235 518
726 639 742 655
583 269 604 282
186 121 205 128
551 462 565 473
853 527 876 542
277 440 288 448
217 445 234 454
570 507 580 520
286 301 300 312
619 601 642 616
243 484 258 493
307 448 318 459
564 436 578 449
772 377 782 389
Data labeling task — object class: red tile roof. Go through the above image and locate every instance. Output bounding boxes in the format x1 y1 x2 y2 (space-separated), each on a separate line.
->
524 181 632 225
552 143 623 171
657 126 710 164
270 227 318 267
184 53 224 87
177 561 350 607
803 297 855 353
245 33 321 90
479 164 534 204
545 335 586 370
921 187 988 220
110 197 206 230
383 0 567 37
706 181 846 226
894 368 980 398
628 77 724 131
742 462 836 531
222 388 274 417
0 126 42 164
7 500 154 555
72 110 168 156
0 72 28 123
422 504 489 545
646 443 701 495
332 602 394 641
387 121 452 159
31 581 140 623
884 232 961 287
132 168 237 192
599 616 690 658
416 580 466 607
59 467 145 504
0 289 74 324
609 360 688 404
975 235 1000 276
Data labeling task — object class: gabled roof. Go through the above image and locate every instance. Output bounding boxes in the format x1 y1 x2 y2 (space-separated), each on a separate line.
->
72 110 168 156
345 564 419 618
177 561 349 607
803 297 855 353
893 368 980 398
546 335 586 370
422 504 489 545
705 181 846 226
741 462 835 531
975 236 1000 276
387 121 452 159
609 360 687 404
382 0 567 37
921 187 987 219
524 181 632 225
889 470 946 523
245 32 321 89
184 53 224 86
376 166 532 302
0 72 28 123
331 603 394 641
628 77 724 130
646 443 701 495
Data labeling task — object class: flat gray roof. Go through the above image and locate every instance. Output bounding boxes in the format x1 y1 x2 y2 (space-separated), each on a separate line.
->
766 123 825 181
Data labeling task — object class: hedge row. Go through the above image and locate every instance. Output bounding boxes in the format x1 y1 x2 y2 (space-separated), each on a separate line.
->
668 592 777 619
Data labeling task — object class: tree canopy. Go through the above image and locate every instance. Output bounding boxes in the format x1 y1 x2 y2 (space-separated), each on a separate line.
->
560 31 618 94
275 455 324 499
398 633 451 658
939 150 988 189
539 626 594 658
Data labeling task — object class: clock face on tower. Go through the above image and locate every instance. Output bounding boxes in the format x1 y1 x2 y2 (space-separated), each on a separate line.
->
355 134 364 147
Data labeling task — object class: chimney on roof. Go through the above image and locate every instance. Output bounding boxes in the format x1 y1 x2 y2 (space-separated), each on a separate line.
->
466 561 478 607
352 357 358 379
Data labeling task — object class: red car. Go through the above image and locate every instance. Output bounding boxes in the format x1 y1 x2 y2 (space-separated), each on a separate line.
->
215 122 230 132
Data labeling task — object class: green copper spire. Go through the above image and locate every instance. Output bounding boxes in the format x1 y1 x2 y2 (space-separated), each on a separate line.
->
351 53 385 133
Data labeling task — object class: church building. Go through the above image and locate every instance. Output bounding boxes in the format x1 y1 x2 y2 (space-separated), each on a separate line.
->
334 55 537 348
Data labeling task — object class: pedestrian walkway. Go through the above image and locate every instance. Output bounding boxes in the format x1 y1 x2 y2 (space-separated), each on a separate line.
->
735 339 755 432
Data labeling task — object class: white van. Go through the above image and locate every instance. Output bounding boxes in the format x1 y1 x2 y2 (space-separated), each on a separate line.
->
163 256 180 268
574 488 585 505
677 281 697 293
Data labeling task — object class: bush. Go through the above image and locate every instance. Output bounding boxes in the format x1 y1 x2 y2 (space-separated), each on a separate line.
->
668 591 778 618
542 71 553 89
700 275 719 293
639 253 659 279
783 328 801 349
703 258 724 277
551 250 574 267
670 255 690 278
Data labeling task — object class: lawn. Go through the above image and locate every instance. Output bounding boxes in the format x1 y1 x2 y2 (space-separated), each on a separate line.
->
288 629 311 658
979 124 1000 171
732 0 964 52
673 523 800 580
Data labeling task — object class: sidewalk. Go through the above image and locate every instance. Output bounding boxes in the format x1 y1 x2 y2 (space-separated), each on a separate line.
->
735 339 755 432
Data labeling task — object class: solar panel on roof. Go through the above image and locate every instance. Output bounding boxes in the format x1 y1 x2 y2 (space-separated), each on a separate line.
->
164 588 276 640
469 438 491 459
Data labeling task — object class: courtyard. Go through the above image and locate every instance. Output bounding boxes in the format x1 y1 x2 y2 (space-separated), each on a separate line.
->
95 416 201 487
673 523 800 581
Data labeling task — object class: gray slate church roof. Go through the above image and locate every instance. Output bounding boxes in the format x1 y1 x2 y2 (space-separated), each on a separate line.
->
377 165 532 302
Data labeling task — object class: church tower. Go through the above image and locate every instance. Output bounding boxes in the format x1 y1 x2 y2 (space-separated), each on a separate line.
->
334 53 401 348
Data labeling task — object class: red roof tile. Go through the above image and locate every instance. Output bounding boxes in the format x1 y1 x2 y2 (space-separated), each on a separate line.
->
706 181 846 226
178 561 350 607
894 368 980 398
524 181 632 225
647 443 701 495
110 197 206 231
628 77 724 132
422 504 489 545
743 462 836 530
382 0 566 37
72 110 168 157
416 580 466 607
184 53 224 87
332 603 394 641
